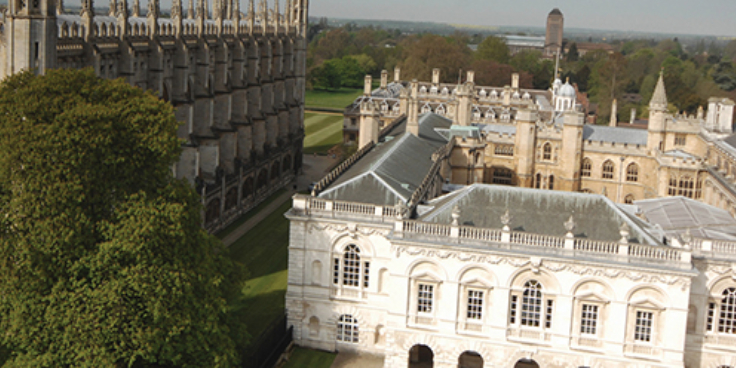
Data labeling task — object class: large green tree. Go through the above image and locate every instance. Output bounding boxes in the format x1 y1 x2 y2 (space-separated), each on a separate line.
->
476 35 510 64
0 69 247 367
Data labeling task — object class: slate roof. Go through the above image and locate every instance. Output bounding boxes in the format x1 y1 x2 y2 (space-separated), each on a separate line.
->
583 125 648 145
318 113 452 206
635 197 736 241
663 150 697 159
481 124 517 136
419 184 662 245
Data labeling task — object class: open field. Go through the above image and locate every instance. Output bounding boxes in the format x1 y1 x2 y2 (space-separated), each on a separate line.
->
228 199 292 342
305 88 362 110
304 112 343 155
282 348 337 368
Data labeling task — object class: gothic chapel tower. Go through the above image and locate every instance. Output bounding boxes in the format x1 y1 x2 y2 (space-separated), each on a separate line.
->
2 0 57 78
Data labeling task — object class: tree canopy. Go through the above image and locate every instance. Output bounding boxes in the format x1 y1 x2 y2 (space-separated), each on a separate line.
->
0 69 247 367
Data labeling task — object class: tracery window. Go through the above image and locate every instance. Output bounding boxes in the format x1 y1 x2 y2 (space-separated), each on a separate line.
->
492 168 514 185
494 144 514 157
336 314 359 343
542 143 552 160
602 160 615 180
626 163 639 182
581 158 592 177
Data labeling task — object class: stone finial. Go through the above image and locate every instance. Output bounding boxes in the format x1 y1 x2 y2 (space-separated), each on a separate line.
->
619 222 630 244
500 209 512 231
187 0 194 18
681 229 692 247
395 200 408 220
564 215 575 237
451 205 461 226
132 0 140 16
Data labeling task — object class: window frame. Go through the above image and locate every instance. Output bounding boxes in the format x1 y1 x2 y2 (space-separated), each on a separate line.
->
332 243 371 299
581 158 592 178
336 314 360 344
626 163 639 182
509 280 555 331
602 160 615 180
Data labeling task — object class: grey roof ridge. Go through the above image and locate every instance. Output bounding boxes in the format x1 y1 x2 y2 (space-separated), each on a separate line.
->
597 194 663 246
421 185 478 221
318 171 371 197
370 172 411 203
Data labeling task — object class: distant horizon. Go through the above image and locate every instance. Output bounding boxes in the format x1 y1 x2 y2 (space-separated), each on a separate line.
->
15 0 736 38
310 0 736 38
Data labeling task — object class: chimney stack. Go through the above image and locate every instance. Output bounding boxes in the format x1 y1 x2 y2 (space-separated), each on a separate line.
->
381 70 388 89
364 75 372 96
394 67 401 82
512 73 519 89
432 68 440 85
467 70 475 84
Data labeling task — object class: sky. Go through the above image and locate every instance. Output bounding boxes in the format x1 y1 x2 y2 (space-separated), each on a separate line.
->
309 0 736 37
54 0 736 37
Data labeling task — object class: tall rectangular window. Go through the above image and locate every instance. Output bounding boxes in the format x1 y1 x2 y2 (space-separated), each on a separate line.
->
675 134 687 146
707 302 715 332
363 261 370 288
467 290 484 320
580 304 599 335
332 257 339 284
417 284 434 313
634 311 654 342
510 295 518 324
545 300 554 328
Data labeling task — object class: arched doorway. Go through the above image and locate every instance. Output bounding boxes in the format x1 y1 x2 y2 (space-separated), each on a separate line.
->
458 351 483 368
514 359 539 368
408 345 433 368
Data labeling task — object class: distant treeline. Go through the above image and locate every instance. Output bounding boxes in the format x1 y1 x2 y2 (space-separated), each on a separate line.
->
307 18 736 124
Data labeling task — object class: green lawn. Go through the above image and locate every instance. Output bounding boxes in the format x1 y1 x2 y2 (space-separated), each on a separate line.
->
229 200 292 342
305 88 362 110
282 347 336 368
215 189 287 240
304 113 344 155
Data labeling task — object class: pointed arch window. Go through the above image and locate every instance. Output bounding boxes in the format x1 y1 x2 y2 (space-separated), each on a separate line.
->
602 160 615 180
548 175 554 190
535 173 542 189
626 163 639 182
581 158 592 177
542 143 552 160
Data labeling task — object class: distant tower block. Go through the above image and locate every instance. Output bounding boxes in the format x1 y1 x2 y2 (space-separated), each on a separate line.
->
545 8 564 57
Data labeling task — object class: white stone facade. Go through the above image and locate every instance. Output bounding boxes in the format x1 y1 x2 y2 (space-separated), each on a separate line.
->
285 191 736 368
